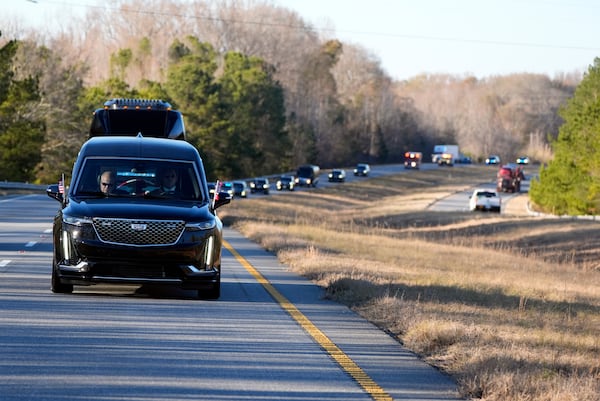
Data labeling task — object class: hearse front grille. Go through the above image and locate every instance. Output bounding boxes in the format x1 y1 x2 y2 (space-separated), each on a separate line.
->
92 218 185 246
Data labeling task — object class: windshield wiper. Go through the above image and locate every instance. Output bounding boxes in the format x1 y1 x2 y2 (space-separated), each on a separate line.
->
75 190 106 198
75 191 130 198
143 192 169 199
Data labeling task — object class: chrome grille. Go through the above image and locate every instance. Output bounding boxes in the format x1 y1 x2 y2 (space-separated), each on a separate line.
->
92 218 185 246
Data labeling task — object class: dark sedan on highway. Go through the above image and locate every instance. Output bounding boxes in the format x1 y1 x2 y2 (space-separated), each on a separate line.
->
328 169 346 182
232 181 249 198
249 177 270 194
354 163 370 176
276 175 295 191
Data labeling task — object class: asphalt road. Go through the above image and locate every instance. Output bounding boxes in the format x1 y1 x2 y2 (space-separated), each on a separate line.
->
262 162 442 194
0 193 461 401
427 172 531 213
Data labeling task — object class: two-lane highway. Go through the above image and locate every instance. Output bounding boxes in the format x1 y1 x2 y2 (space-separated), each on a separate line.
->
427 173 531 213
0 194 460 400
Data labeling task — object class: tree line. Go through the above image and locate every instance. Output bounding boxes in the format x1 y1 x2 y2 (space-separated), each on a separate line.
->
530 58 600 215
0 33 290 183
0 0 592 209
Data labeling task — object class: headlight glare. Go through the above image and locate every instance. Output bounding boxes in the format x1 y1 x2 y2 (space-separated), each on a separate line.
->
62 230 71 260
204 236 214 267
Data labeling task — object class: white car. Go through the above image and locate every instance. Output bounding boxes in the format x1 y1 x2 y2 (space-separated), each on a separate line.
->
469 188 501 212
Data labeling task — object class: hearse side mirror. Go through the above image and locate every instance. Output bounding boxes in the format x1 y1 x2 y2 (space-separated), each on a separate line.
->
47 174 68 207
212 192 232 210
46 184 64 204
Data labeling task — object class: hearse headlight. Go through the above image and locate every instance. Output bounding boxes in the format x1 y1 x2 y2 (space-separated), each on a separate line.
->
63 214 93 227
61 214 93 245
186 220 216 231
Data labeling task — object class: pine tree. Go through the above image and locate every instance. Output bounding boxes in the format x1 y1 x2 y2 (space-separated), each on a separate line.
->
0 39 44 182
530 57 600 214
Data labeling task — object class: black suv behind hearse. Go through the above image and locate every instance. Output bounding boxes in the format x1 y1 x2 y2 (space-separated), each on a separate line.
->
46 135 231 299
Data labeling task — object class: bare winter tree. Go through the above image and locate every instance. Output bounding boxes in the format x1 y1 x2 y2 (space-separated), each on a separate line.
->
0 0 580 172
486 73 573 161
333 42 419 162
396 72 576 163
11 40 88 182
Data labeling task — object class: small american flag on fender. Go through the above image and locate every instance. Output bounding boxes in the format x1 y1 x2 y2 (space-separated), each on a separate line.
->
214 180 222 200
58 174 65 194
212 180 222 208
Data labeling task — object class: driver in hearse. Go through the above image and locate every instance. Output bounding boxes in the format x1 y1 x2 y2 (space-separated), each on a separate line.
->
98 170 117 195
98 170 127 196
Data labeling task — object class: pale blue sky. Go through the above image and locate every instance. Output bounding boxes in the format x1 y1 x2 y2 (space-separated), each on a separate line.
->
4 0 600 80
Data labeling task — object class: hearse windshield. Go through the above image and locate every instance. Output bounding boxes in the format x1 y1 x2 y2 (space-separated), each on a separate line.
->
72 157 205 201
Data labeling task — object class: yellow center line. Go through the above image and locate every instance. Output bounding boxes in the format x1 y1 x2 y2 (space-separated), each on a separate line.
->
223 239 393 401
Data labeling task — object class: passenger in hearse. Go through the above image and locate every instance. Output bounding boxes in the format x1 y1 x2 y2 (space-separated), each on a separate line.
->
151 168 180 196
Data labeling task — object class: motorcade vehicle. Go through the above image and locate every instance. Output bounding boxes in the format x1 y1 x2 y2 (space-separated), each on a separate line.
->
404 152 422 169
89 98 186 140
276 175 295 191
457 154 472 164
295 164 320 187
46 135 231 299
249 178 270 194
469 188 501 212
353 163 370 176
516 156 530 165
328 169 346 182
486 155 501 165
221 182 235 197
232 181 249 198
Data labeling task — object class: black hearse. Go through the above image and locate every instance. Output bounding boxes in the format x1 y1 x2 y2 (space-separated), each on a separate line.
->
46 135 230 299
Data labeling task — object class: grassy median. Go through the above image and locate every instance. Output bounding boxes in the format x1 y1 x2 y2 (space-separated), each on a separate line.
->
220 164 600 401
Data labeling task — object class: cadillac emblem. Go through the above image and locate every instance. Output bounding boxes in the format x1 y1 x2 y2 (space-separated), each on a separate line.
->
130 223 147 231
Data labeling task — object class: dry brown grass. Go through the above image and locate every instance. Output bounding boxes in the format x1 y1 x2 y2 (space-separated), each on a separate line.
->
219 165 600 401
